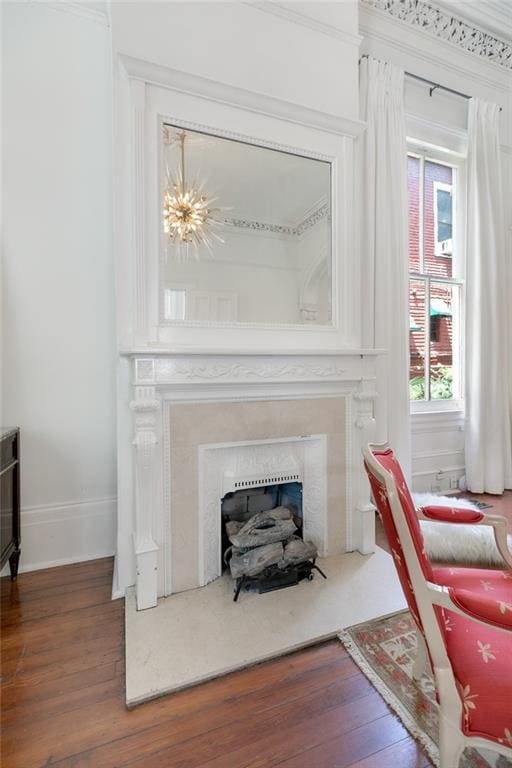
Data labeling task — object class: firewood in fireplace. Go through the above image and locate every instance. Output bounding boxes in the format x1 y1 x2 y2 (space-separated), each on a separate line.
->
227 507 296 549
283 536 318 564
229 541 284 578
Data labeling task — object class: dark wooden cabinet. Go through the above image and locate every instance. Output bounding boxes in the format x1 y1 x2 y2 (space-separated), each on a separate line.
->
1 428 21 580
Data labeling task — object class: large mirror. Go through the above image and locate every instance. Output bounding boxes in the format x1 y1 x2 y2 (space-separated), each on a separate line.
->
161 124 332 326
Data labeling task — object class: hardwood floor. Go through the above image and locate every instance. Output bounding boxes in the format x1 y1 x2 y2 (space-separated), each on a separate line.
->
1 558 432 768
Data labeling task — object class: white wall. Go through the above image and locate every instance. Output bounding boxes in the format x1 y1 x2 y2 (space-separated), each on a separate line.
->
2 2 116 571
111 1 360 121
359 0 512 493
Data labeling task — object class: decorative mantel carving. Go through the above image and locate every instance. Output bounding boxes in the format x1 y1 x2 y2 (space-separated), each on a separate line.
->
130 386 161 609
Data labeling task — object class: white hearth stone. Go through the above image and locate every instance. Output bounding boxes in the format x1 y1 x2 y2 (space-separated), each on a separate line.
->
125 548 406 706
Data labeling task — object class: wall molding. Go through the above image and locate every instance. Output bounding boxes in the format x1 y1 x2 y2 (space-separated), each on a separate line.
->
412 448 464 461
119 55 366 140
246 1 363 47
361 0 511 69
0 496 117 576
411 409 465 434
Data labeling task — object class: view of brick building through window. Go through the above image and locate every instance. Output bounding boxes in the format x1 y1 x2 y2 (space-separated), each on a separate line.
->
408 152 460 401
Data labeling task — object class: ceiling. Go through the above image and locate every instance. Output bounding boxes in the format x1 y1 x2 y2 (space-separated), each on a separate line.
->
163 126 330 227
435 0 512 43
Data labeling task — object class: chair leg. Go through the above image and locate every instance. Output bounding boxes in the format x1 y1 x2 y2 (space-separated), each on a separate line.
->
413 629 428 681
439 716 464 768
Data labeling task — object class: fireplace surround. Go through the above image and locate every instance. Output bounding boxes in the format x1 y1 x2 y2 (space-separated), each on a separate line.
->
120 351 380 609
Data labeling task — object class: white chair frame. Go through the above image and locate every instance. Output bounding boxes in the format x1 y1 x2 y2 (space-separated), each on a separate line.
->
364 442 512 768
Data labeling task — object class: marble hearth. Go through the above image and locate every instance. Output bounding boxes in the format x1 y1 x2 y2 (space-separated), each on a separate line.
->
119 351 380 610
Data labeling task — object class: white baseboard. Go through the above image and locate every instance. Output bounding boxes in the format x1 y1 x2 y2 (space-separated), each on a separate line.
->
1 496 117 576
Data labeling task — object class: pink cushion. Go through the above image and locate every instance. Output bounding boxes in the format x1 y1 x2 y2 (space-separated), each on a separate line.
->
433 567 512 629
420 505 484 524
434 566 512 743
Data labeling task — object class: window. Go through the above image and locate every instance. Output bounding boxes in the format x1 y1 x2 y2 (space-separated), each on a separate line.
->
434 182 453 256
408 147 465 406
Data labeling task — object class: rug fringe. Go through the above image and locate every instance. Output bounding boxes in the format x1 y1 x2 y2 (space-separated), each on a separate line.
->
338 630 440 768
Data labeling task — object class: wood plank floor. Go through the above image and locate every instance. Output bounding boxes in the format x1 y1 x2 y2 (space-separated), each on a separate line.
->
1 558 432 768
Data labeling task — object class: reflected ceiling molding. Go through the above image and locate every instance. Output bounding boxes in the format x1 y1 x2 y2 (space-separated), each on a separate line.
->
225 218 296 237
224 201 329 239
361 0 512 68
295 203 331 237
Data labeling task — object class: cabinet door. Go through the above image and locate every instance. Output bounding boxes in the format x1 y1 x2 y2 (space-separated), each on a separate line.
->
0 465 16 559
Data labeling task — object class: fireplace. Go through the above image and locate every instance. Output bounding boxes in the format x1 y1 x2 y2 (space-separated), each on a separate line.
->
197 434 328 589
220 480 304 576
120 352 380 609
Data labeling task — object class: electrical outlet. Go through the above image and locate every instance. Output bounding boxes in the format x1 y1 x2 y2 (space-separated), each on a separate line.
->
449 477 459 490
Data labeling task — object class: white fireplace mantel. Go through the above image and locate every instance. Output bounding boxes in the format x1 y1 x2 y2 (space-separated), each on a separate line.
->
118 349 381 609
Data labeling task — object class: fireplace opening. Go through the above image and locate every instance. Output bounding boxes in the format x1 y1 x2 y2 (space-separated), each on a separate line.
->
221 481 303 562
221 482 326 600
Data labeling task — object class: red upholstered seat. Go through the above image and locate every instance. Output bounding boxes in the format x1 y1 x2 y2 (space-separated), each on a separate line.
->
444 607 512 744
434 567 512 744
365 445 512 754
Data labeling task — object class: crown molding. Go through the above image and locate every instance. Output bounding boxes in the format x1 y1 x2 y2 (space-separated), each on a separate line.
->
435 0 512 45
360 4 511 94
360 0 511 70
245 1 363 47
29 0 110 27
119 54 366 139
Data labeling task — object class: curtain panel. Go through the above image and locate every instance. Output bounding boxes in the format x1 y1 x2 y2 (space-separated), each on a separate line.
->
465 98 512 493
360 57 411 479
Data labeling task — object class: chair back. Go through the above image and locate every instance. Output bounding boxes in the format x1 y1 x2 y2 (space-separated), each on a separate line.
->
363 443 437 638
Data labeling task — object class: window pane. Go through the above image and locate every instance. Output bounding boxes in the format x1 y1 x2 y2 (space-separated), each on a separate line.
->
424 160 453 276
430 282 457 400
409 279 426 400
407 156 420 272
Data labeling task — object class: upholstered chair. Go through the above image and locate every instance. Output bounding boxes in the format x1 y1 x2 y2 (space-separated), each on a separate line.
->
364 442 512 768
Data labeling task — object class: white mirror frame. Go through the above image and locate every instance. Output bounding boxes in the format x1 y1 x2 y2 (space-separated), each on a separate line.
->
115 55 366 354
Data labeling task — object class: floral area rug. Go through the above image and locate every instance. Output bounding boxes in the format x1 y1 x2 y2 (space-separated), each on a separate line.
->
339 610 511 768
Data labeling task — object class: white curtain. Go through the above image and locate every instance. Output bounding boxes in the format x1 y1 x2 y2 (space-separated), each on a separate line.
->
465 98 512 493
360 57 411 478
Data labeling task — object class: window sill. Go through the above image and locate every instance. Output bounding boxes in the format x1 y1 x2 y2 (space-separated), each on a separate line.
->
411 399 464 416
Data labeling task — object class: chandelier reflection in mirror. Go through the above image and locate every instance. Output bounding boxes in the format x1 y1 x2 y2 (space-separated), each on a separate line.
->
163 127 226 259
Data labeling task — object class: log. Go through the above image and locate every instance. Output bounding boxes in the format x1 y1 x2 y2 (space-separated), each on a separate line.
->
228 508 296 548
229 542 284 578
283 537 318 565
225 520 243 538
